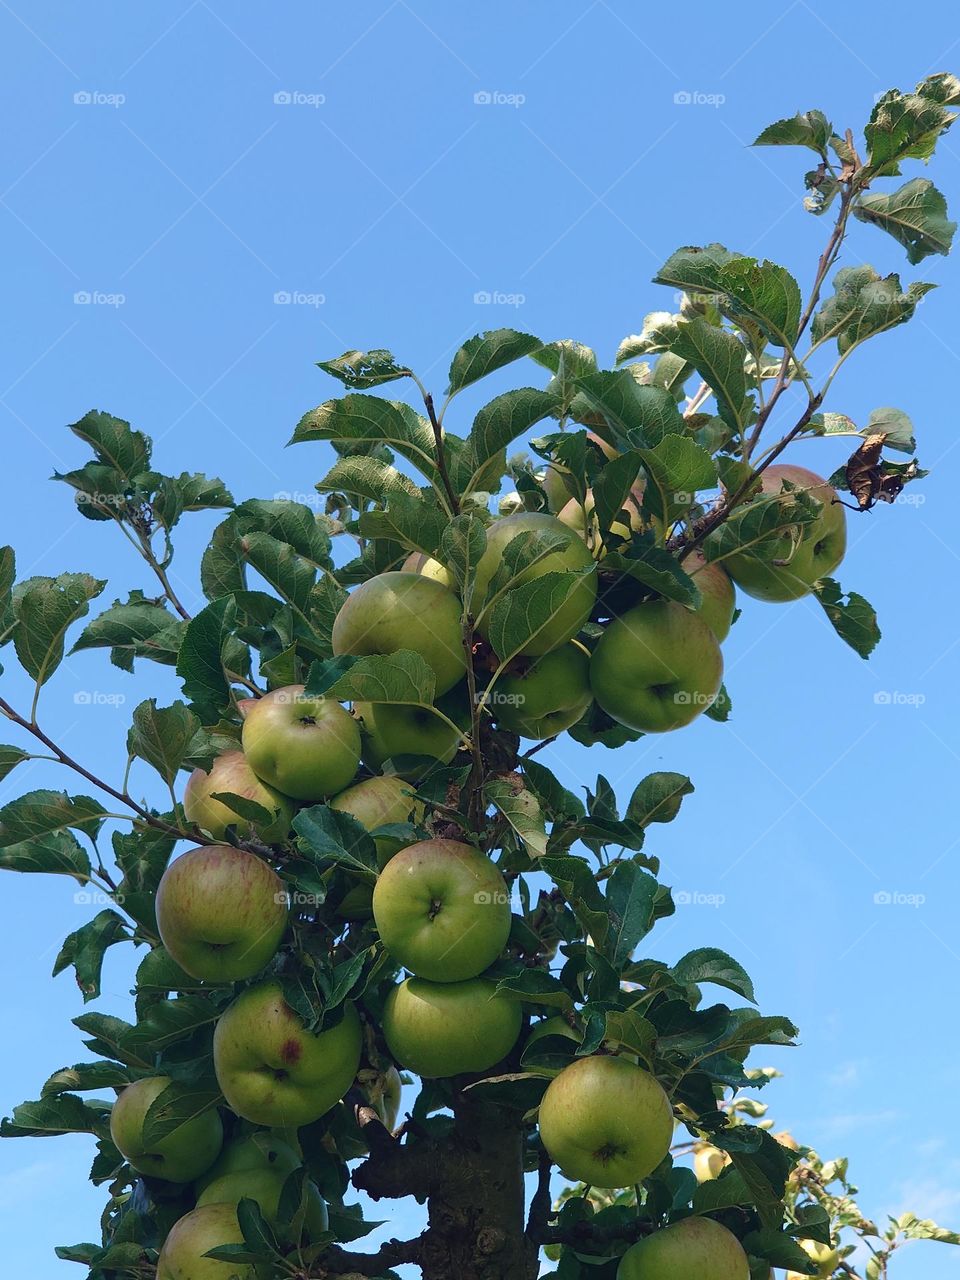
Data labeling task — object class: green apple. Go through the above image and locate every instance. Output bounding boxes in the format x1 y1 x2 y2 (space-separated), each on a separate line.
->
524 1016 580 1077
197 1167 328 1237
724 463 846 602
110 1076 223 1184
195 1131 300 1194
242 685 360 801
401 552 452 585
617 1215 749 1279
382 977 522 1077
182 750 294 844
693 1142 730 1181
329 775 422 867
472 512 598 657
332 571 466 694
156 845 288 983
785 1239 840 1278
557 486 645 552
156 1203 254 1280
490 643 592 739
372 839 512 981
687 551 736 642
357 1063 403 1131
537 1055 672 1187
213 982 362 1127
354 696 464 782
590 600 723 733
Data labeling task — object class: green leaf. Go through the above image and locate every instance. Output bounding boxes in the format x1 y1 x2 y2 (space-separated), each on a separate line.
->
68 410 152 478
141 1079 222 1148
865 89 956 176
673 947 756 1003
655 247 802 348
814 578 880 658
637 435 718 524
241 532 317 612
309 576 348 661
670 320 749 432
358 492 448 557
465 388 559 488
0 829 92 883
316 454 418 504
175 595 239 720
0 789 106 849
42 1061 133 1096
174 471 234 511
485 774 548 858
704 488 820 566
307 650 437 708
486 567 595 663
72 594 183 671
446 329 543 395
573 372 685 447
605 861 659 968
127 699 201 786
811 265 934 353
0 1094 108 1138
494 968 572 1009
854 177 956 263
704 681 732 722
53 909 129 1002
626 772 694 826
753 110 832 154
12 573 105 686
616 312 681 362
521 758 585 821
293 804 379 877
0 745 29 782
865 406 916 453
742 1229 823 1273
123 995 224 1056
602 544 701 609
717 1127 796 1230
291 395 442 490
539 854 610 949
438 513 488 605
317 348 413 389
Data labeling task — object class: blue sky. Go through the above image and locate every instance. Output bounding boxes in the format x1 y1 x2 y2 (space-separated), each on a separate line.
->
1 4 959 1277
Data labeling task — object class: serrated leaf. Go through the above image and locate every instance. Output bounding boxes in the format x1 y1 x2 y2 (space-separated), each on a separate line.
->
175 596 238 720
291 395 442 490
573 372 685 447
616 312 681 363
494 968 572 1009
316 454 418 503
68 410 152 478
12 573 105 686
127 699 200 786
521 758 585 821
358 492 448 557
486 567 594 663
602 544 702 608
854 177 956 263
317 348 413 389
673 947 756 1003
539 854 610 949
638 435 718 525
670 319 749 432
1 1094 109 1139
465 388 559 490
605 861 659 968
72 594 183 671
814 578 880 658
0 745 29 782
753 110 832 154
446 329 543 394
307 650 437 708
865 89 956 176
485 774 548 857
141 1079 222 1148
626 772 694 826
0 789 106 849
123 995 224 1055
53 909 129 1002
438 513 488 605
293 804 379 877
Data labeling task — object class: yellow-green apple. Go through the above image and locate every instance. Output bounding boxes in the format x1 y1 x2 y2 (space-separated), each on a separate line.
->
490 643 592 739
242 685 360 801
110 1076 223 1184
372 839 511 981
557 487 646 552
589 599 723 732
357 1063 403 1131
354 697 464 782
197 1167 328 1236
686 550 736 642
328 775 422 868
331 571 466 694
617 1215 749 1279
693 1142 730 1181
537 1055 672 1187
523 1016 580 1077
382 976 522 1077
155 846 288 983
156 1203 253 1280
472 512 597 656
195 1131 300 1194
183 750 294 844
724 463 846 602
401 552 453 585
785 1239 840 1278
213 982 362 1127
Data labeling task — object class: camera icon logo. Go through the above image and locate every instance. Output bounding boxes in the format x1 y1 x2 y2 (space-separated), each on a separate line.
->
274 91 292 105
474 90 492 105
674 90 692 105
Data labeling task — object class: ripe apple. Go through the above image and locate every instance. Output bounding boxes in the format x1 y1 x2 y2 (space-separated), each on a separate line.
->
617 1215 749 1279
472 512 598 656
197 1167 328 1236
724 463 846 602
382 976 522 1077
372 839 512 982
156 1203 253 1280
155 845 288 983
686 550 736 642
110 1076 223 1184
490 642 592 739
524 1016 580 1077
213 982 362 1127
242 685 360 801
537 1055 672 1187
195 1131 300 1194
785 1239 841 1278
331 571 466 695
183 750 294 844
328 775 422 867
401 552 452 585
354 696 464 782
357 1063 403 1131
589 599 723 733
693 1142 730 1181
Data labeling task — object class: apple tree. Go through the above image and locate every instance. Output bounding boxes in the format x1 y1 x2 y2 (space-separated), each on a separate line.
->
1 76 959 1280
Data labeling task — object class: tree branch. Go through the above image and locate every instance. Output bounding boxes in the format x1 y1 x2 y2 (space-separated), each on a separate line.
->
423 391 461 516
316 1235 425 1277
351 1105 442 1204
